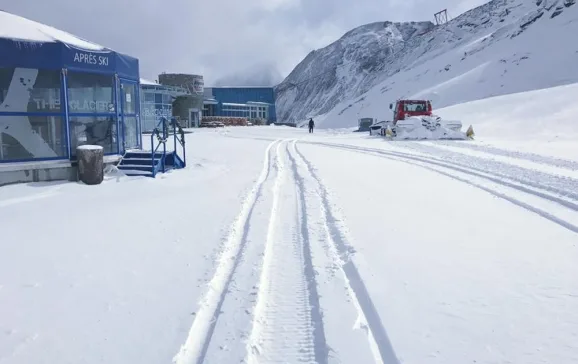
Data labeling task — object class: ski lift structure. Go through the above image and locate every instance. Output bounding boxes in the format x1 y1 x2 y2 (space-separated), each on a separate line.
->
434 9 449 25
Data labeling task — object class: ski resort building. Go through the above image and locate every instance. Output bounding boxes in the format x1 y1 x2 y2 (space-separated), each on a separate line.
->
140 79 189 132
0 10 141 185
203 87 277 124
157 73 204 128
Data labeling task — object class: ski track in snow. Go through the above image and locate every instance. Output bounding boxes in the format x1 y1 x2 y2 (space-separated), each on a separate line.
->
303 141 578 235
173 139 281 364
175 138 399 363
245 140 325 364
288 140 382 364
293 141 400 364
285 141 329 363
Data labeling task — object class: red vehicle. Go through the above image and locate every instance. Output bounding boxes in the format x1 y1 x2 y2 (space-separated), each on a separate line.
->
389 99 433 123
369 98 471 139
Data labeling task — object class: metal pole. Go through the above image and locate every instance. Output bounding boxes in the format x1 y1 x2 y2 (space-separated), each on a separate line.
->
61 68 72 158
151 132 155 177
114 75 121 155
173 118 177 154
162 117 166 173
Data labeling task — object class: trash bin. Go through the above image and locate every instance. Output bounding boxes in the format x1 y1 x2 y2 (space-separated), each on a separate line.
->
77 145 104 185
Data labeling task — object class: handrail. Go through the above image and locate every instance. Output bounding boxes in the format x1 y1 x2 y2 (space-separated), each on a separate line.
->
147 117 186 177
150 117 168 177
170 117 186 167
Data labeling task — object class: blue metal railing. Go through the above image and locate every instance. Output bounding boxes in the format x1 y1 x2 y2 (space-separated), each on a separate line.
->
149 117 186 177
150 117 167 177
171 117 186 168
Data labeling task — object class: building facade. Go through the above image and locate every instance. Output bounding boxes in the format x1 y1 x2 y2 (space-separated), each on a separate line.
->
0 10 140 185
158 73 204 127
203 87 277 124
139 79 189 132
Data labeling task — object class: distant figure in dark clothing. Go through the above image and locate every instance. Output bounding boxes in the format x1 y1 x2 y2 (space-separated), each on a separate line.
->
308 118 315 133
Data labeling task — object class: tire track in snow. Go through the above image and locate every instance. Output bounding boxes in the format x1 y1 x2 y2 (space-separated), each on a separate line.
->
293 141 401 364
305 142 578 235
428 140 578 171
322 142 578 203
285 141 329 363
173 139 280 364
309 142 578 212
395 142 578 201
246 140 327 364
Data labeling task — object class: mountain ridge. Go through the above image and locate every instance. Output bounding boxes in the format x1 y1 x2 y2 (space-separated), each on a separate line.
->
275 0 578 127
274 20 434 122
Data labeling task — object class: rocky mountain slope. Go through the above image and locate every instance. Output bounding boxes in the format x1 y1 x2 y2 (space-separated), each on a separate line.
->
274 21 434 123
275 0 578 127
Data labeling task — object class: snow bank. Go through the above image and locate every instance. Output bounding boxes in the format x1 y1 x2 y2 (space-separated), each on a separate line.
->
437 82 578 141
76 145 104 151
140 78 159 86
0 10 104 50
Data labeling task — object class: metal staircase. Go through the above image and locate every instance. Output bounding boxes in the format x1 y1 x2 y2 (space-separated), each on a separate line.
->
117 117 186 177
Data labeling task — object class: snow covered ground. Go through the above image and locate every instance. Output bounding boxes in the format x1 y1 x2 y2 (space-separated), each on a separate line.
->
2 97 578 363
0 135 271 364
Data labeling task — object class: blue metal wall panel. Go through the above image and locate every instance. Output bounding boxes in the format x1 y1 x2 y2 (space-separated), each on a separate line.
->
211 87 277 122
0 39 139 80
0 40 63 69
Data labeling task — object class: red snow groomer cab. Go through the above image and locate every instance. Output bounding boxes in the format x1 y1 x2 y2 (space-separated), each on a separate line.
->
390 99 433 123
369 98 473 140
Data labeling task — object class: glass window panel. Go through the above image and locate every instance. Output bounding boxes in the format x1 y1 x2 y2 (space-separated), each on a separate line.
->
123 116 139 149
67 72 115 114
0 67 62 113
122 83 136 115
144 91 155 103
0 115 66 161
69 115 118 155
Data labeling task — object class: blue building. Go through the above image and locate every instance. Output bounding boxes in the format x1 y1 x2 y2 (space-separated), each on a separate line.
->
0 10 140 185
203 87 277 123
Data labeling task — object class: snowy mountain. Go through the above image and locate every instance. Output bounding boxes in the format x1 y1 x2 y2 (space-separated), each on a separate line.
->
274 21 434 123
275 0 578 128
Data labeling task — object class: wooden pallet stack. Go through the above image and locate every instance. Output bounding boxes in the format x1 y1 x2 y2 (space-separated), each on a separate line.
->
202 116 248 126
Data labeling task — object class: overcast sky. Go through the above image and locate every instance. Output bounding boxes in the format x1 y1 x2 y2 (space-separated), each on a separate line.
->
1 0 486 86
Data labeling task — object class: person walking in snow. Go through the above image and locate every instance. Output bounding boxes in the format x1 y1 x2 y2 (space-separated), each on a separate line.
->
308 118 315 133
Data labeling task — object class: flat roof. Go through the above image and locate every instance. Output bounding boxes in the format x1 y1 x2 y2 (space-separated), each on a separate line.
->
222 102 271 107
207 86 274 89
140 78 159 85
222 102 249 107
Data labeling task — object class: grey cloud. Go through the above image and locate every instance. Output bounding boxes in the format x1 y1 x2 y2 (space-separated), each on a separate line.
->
0 0 487 85
214 62 284 87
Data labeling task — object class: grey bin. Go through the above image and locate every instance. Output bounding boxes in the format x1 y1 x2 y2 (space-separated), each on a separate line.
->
76 145 104 185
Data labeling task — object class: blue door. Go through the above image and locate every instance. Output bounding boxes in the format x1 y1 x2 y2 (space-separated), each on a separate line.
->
119 79 140 150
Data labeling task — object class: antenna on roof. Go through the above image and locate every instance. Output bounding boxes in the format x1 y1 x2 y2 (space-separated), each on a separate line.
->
434 9 449 25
